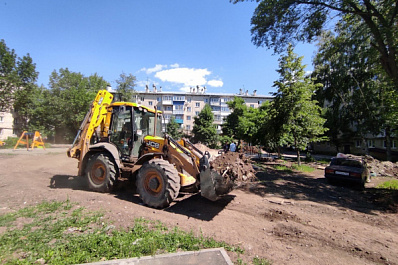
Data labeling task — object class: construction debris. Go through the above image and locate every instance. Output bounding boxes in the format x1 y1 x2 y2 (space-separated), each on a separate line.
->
337 153 398 178
210 152 257 182
364 156 398 178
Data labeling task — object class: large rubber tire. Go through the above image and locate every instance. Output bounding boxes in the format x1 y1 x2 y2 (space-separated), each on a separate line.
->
86 153 117 193
136 159 180 208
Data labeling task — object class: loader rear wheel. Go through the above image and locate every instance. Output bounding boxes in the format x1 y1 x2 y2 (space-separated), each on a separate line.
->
86 153 117 193
136 159 180 208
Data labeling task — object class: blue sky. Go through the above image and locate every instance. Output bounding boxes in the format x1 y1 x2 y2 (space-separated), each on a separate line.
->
1 0 316 96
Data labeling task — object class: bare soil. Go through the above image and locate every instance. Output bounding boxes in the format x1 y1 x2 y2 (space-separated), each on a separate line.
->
0 149 397 265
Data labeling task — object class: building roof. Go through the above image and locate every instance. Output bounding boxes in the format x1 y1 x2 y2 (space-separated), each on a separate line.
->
135 90 273 99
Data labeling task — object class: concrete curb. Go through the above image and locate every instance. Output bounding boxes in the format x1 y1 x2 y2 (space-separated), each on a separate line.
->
79 247 233 265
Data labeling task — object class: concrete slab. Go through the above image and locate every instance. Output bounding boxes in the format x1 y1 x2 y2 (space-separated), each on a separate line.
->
79 248 233 265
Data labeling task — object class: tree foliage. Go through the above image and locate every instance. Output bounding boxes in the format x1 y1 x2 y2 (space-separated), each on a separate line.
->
272 44 327 165
192 104 218 147
40 68 110 142
233 0 398 91
222 96 247 142
313 16 397 159
167 116 182 139
115 72 136 102
0 39 38 113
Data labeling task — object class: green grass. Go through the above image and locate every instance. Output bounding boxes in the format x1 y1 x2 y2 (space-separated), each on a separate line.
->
376 179 398 190
272 165 293 173
0 200 244 265
272 164 314 173
292 164 315 173
316 159 331 165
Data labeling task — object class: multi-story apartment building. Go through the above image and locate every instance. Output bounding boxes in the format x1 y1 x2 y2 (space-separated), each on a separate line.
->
135 85 273 134
0 110 21 141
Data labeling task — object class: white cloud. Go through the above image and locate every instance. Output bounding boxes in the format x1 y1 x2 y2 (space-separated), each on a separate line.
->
140 64 167 75
155 67 210 87
207 79 223 87
179 86 191 92
170 63 180 68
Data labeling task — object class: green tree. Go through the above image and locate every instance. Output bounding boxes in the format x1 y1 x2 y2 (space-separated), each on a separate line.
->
192 104 218 147
115 72 136 102
273 44 327 165
233 0 398 92
47 68 109 142
222 96 247 143
0 39 38 113
313 17 397 160
167 116 182 139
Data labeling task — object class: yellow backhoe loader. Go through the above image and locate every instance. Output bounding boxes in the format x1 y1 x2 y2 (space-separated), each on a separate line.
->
67 90 233 208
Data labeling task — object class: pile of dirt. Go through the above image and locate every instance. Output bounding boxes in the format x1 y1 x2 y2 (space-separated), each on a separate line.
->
210 152 257 182
338 153 398 178
193 143 220 158
364 156 398 178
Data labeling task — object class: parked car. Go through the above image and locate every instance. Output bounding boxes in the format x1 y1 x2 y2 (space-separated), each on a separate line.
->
325 155 370 187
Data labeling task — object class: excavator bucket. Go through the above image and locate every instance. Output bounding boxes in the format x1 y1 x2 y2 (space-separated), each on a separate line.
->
199 155 234 201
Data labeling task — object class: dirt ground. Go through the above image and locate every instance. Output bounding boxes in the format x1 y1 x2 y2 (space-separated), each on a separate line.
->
0 148 397 265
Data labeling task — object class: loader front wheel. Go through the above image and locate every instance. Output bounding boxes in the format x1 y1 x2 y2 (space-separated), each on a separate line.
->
86 153 117 192
136 159 180 208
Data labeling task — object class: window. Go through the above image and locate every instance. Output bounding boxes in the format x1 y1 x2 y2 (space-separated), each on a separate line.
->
195 103 200 107
0 116 3 122
195 111 200 116
186 125 191 130
149 101 153 106
173 96 185 101
367 140 375 148
186 116 191 121
258 100 263 104
0 129 3 135
187 107 191 112
163 96 172 101
157 97 161 102
204 98 208 103
356 140 361 147
166 106 172 111
174 105 183 110
385 140 397 149
250 104 254 108
140 97 144 101
187 98 191 103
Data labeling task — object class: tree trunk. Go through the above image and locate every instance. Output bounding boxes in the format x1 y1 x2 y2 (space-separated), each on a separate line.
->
297 149 301 166
385 127 392 162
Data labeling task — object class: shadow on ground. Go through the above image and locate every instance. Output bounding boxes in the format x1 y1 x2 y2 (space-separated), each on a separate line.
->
49 174 233 221
243 165 398 214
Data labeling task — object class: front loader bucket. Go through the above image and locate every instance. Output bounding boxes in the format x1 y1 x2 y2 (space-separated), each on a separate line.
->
199 154 234 201
200 168 234 201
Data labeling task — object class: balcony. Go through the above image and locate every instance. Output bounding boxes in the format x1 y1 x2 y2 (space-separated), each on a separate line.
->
210 99 220 106
175 119 184 124
162 100 172 105
173 110 184 115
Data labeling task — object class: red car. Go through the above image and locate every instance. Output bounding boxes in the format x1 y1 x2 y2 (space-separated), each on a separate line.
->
325 156 370 187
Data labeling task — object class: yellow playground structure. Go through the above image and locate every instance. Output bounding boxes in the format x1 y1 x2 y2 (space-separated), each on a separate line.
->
13 131 46 150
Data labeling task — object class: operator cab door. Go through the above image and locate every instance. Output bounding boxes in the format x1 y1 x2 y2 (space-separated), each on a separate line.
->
131 107 163 158
109 106 134 160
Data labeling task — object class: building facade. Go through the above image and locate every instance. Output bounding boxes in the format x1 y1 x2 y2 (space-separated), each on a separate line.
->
0 110 20 141
135 86 272 134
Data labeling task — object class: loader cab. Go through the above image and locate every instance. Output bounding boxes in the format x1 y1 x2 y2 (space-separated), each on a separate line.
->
109 104 162 161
